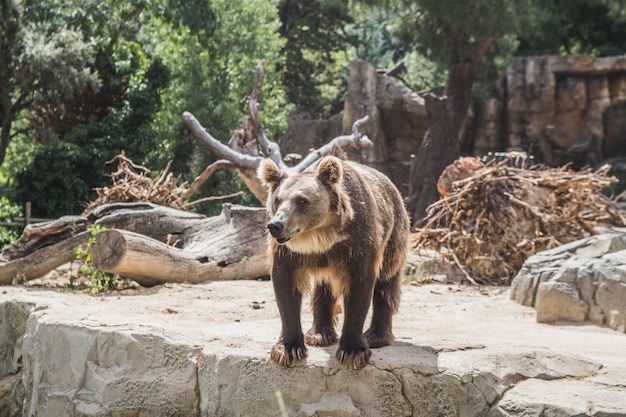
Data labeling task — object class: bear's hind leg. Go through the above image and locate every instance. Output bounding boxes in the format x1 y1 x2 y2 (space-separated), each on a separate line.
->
364 273 401 348
305 282 338 346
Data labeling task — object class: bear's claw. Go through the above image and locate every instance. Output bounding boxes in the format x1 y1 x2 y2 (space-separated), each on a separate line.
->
336 347 372 370
270 343 308 366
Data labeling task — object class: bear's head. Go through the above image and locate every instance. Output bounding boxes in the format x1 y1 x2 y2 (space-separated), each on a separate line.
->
258 156 354 254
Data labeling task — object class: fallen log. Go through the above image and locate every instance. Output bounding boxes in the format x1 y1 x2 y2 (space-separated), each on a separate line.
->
0 203 269 286
90 228 266 286
0 230 92 285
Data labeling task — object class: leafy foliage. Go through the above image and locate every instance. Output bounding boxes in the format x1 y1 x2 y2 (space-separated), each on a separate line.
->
387 0 551 86
517 0 626 56
74 225 122 293
11 57 170 217
346 11 408 70
0 197 21 249
0 0 100 166
277 0 353 115
142 0 287 214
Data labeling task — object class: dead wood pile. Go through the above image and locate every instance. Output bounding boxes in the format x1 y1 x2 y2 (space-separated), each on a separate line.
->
412 155 626 285
82 152 188 214
82 152 246 216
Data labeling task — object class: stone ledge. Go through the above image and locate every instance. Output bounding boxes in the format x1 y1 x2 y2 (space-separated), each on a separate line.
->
1 281 625 416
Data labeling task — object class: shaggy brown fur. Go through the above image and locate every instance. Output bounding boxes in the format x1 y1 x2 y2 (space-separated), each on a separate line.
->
258 156 409 369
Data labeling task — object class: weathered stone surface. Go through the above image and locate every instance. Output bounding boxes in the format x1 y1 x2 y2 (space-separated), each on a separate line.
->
490 379 626 417
1 281 625 417
508 55 626 166
20 304 200 416
511 233 626 332
535 281 589 323
340 60 428 196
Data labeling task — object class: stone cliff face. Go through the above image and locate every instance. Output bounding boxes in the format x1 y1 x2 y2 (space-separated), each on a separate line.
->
494 55 626 168
283 56 626 195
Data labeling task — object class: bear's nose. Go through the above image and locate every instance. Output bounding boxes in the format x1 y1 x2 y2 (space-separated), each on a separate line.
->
267 221 284 237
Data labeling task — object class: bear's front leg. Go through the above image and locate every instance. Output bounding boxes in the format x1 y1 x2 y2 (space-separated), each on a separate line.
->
270 264 307 366
336 274 376 369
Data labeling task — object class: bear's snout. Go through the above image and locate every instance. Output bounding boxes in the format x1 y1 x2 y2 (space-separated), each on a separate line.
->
267 220 284 237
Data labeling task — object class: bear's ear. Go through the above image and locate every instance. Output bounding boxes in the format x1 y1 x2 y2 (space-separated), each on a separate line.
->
258 158 286 190
318 156 354 225
317 156 342 185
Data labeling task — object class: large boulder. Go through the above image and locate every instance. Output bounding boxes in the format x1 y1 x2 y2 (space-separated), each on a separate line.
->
511 233 626 332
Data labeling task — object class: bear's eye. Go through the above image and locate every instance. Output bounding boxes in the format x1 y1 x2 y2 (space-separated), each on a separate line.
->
274 197 282 207
295 197 309 206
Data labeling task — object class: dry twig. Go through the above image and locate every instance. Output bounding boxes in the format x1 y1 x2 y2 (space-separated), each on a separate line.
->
83 152 243 214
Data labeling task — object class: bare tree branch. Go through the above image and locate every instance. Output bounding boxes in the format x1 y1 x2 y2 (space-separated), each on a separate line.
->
471 33 499 67
185 191 244 207
247 60 284 168
294 116 373 173
182 111 260 170
184 159 237 200
182 61 374 204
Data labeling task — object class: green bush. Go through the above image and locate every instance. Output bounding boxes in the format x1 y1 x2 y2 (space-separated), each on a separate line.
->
0 197 23 249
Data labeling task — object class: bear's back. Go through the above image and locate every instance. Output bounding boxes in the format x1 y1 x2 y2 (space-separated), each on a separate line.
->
341 160 407 226
338 161 410 277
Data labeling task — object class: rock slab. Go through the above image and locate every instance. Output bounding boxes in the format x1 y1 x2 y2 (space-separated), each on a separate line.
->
511 233 626 332
1 281 626 417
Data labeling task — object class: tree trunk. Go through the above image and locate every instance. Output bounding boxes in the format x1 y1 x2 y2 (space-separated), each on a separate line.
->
406 62 476 226
405 34 498 227
0 91 13 169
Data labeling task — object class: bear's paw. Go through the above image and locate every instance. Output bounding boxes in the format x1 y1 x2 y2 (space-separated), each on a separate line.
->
305 327 337 347
270 342 308 366
364 328 395 348
336 346 372 370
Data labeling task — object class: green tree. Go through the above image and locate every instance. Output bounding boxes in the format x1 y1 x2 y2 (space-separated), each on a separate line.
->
517 0 626 56
12 57 170 217
346 9 408 70
7 0 288 218
277 0 353 116
7 0 172 217
0 0 100 168
143 0 288 214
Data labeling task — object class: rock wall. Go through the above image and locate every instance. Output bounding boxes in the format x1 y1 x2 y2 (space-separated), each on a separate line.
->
282 56 626 194
282 61 428 197
494 55 626 167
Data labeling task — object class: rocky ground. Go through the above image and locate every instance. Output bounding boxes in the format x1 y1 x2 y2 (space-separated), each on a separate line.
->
1 275 625 416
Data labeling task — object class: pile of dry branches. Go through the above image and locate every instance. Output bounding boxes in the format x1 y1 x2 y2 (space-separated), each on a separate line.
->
412 155 626 285
82 153 188 214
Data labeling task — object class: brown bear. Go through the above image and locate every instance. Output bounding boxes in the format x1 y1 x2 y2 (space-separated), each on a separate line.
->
258 156 410 370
